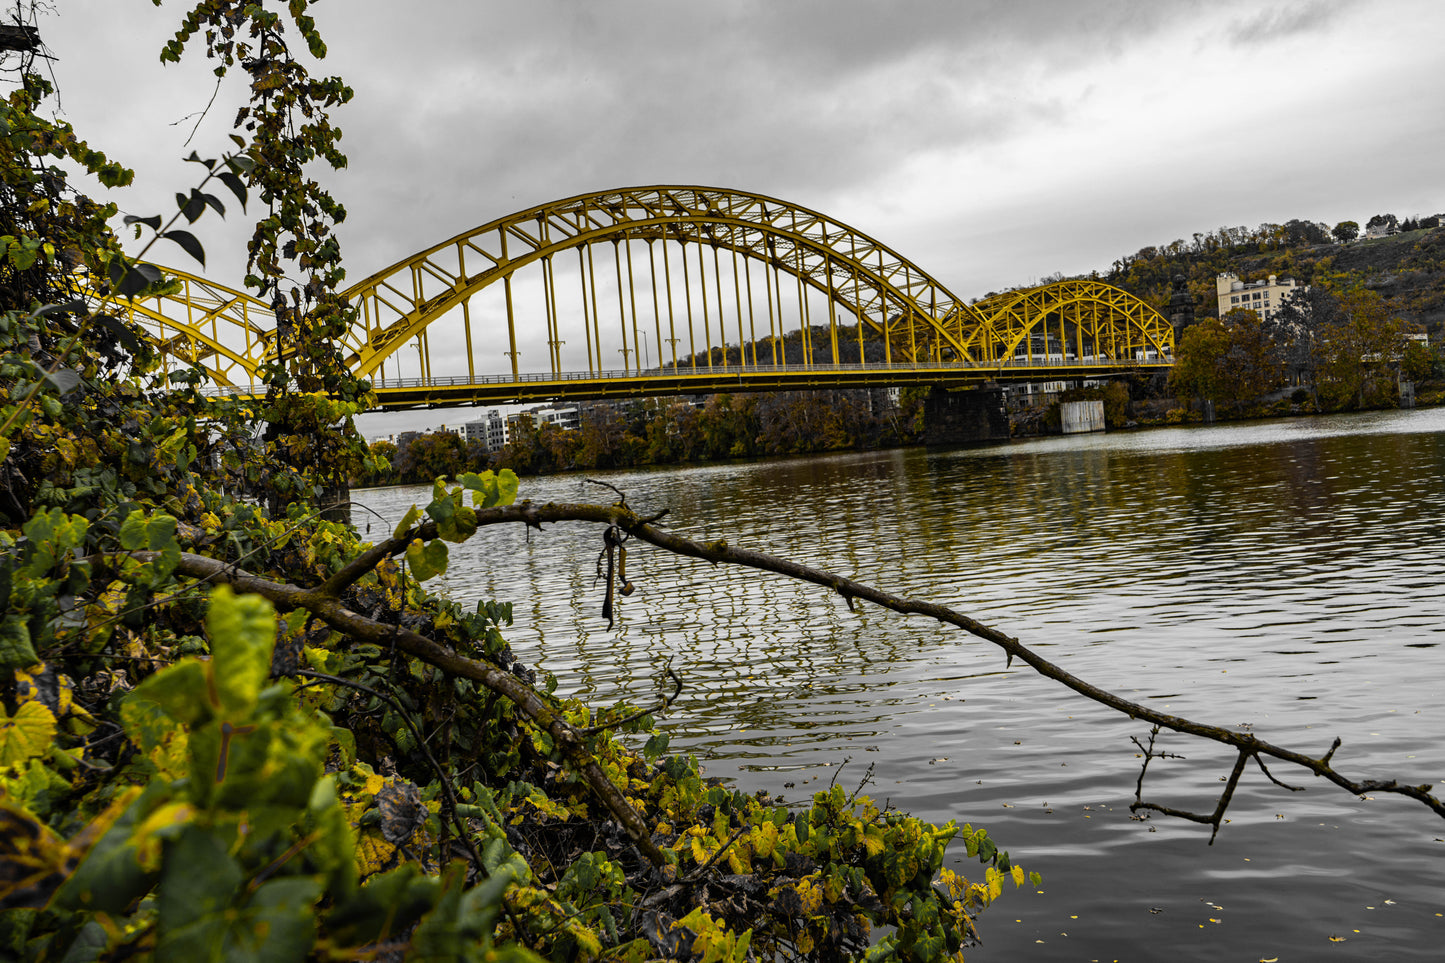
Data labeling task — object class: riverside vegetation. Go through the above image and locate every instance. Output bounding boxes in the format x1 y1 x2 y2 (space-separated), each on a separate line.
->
4 5 1445 962
0 4 1032 961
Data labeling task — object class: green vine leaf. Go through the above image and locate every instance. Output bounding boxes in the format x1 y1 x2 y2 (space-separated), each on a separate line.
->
159 229 205 267
0 700 56 765
404 538 449 582
205 586 276 717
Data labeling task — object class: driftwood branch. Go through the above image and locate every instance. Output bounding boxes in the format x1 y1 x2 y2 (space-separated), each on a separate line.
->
433 501 1444 828
146 495 1443 856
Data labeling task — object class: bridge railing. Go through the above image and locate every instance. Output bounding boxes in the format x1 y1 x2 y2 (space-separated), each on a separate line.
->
194 354 1171 397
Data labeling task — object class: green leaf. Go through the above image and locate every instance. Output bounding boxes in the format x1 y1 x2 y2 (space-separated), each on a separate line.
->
118 509 148 551
0 700 56 765
111 260 163 298
404 538 448 582
206 586 276 716
408 862 521 963
0 614 37 671
56 919 107 963
234 877 321 961
392 504 421 540
155 825 244 962
52 788 164 915
496 468 519 505
122 213 163 232
175 190 205 224
429 487 477 543
425 484 455 526
42 367 81 396
126 659 212 730
94 313 142 354
217 171 248 212
325 864 440 946
159 229 205 267
20 508 88 579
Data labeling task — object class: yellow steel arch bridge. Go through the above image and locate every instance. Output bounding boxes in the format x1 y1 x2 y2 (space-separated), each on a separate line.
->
113 186 1173 409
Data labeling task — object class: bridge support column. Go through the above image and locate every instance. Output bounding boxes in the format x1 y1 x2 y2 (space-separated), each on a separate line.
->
922 385 1010 446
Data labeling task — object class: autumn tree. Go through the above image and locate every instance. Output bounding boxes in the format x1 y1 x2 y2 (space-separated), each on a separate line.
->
1331 220 1360 242
1169 312 1284 410
1399 339 1433 383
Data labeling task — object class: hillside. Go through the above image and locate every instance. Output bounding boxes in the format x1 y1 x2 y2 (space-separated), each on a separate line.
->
1104 224 1445 342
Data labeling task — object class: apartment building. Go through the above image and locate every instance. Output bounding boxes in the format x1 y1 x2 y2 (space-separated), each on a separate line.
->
1216 272 1302 322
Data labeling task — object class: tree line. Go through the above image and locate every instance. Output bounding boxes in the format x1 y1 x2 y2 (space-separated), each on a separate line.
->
1169 268 1440 415
359 388 926 487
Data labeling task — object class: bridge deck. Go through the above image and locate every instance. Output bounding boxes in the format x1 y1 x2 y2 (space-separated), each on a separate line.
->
205 359 1170 408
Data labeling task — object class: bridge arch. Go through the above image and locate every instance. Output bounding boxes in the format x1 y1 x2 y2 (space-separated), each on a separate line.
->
113 271 275 388
966 279 1174 367
107 187 1174 401
339 186 990 381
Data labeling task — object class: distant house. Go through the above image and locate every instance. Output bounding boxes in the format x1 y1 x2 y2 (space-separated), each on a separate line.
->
1215 272 1303 322
1364 215 1400 239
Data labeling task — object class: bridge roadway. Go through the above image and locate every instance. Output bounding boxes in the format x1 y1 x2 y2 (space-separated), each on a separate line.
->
204 358 1171 409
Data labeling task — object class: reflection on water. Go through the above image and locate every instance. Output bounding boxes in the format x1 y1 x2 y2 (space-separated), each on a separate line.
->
355 406 1445 960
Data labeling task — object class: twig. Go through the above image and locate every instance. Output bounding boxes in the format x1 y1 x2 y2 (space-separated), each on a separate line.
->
576 668 683 737
293 668 486 871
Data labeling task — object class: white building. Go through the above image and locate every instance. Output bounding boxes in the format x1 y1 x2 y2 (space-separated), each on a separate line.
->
464 410 507 450
532 405 581 431
1216 272 1303 322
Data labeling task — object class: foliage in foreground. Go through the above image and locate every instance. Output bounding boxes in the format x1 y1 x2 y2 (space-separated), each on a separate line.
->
0 2 1030 960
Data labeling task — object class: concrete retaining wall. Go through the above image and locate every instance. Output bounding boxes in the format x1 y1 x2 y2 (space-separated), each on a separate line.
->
1060 400 1106 434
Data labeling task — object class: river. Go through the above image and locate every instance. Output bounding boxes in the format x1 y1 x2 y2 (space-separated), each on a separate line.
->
353 406 1445 961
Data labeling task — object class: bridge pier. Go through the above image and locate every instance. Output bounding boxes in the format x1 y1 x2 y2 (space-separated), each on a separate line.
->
921 385 1010 446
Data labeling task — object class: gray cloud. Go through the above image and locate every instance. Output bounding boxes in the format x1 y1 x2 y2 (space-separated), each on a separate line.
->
1227 0 1347 46
36 0 1445 307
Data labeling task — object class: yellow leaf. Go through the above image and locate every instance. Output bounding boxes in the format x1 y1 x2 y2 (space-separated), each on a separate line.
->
985 866 1003 901
1011 864 1026 887
132 801 195 870
0 799 72 906
0 701 57 767
355 831 398 876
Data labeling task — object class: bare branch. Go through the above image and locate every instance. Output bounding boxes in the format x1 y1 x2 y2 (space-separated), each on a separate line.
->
141 495 1444 853
448 501 1445 827
576 668 682 737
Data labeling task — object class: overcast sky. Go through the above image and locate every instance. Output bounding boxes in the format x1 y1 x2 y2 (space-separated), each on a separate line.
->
36 0 1445 434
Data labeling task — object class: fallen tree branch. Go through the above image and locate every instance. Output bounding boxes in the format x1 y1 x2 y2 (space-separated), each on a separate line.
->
438 501 1444 827
144 494 1443 856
